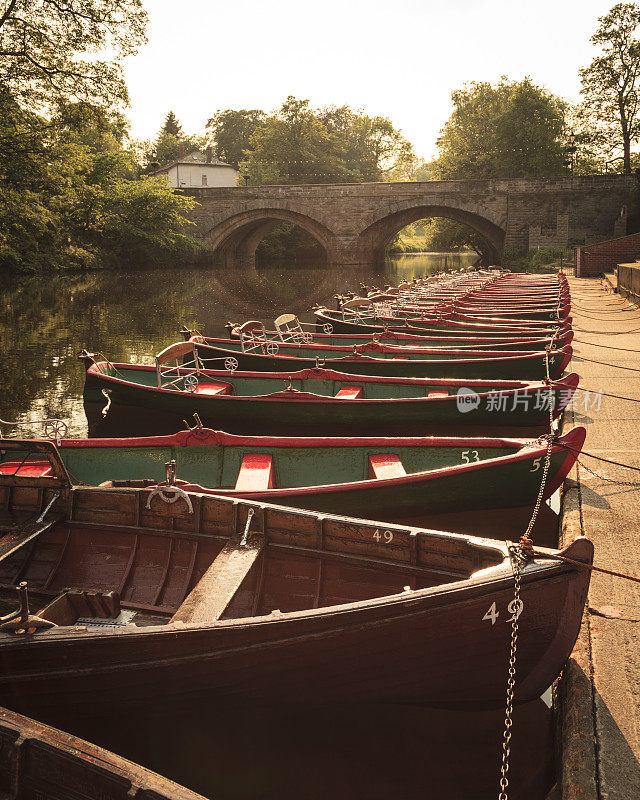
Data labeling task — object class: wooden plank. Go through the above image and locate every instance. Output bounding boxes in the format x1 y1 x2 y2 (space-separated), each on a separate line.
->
335 385 363 399
170 535 264 625
234 454 275 491
367 454 407 480
0 512 65 563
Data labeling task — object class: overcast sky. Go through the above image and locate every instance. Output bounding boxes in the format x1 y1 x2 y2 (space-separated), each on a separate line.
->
124 0 618 159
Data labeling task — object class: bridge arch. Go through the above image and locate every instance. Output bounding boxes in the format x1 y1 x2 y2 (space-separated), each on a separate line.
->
354 201 507 267
202 207 337 269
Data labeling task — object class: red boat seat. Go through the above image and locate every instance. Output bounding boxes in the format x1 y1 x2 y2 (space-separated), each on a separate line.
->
335 385 363 399
194 381 233 396
428 390 449 398
235 453 275 491
0 460 53 478
368 454 407 480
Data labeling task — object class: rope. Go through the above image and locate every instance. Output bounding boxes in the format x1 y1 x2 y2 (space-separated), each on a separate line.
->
522 543 640 585
574 386 640 403
565 446 640 473
572 354 640 372
574 326 640 334
574 339 640 353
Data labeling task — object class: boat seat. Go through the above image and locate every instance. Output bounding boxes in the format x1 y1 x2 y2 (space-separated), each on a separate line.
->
193 381 233 396
428 390 449 398
235 454 275 491
37 589 121 627
368 454 407 480
0 460 53 478
335 385 363 399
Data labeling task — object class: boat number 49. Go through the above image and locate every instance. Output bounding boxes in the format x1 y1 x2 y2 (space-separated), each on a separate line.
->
373 529 394 543
482 599 524 625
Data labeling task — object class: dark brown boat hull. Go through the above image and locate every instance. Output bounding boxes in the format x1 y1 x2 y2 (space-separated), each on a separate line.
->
0 542 591 714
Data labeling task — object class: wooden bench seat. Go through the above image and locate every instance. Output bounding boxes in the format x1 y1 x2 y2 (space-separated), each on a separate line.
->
235 454 275 491
368 454 407 480
427 390 450 398
335 385 363 399
193 381 233 396
170 536 264 624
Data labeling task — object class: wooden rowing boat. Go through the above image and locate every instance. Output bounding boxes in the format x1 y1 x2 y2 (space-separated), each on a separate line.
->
218 321 575 351
312 306 570 337
80 349 579 435
0 426 585 522
0 439 593 712
188 335 573 380
0 705 206 799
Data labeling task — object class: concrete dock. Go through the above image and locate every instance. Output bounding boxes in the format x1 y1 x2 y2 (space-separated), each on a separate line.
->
560 277 640 799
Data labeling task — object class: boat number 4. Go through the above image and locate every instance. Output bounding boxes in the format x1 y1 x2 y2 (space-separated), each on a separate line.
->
373 529 394 543
461 450 480 463
482 599 524 626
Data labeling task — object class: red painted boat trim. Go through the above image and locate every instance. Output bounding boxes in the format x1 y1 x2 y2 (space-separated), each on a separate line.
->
84 361 576 412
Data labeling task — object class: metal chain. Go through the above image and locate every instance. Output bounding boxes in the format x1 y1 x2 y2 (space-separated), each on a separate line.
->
498 345 555 799
577 456 640 487
498 544 523 800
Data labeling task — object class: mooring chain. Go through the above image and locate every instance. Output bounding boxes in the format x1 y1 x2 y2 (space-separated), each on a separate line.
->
577 457 640 487
498 544 523 800
498 344 555 799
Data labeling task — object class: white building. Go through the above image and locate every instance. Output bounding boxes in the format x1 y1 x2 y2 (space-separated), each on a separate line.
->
149 149 239 188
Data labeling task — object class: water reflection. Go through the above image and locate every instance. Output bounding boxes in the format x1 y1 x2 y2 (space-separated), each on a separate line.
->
0 254 476 438
46 698 553 800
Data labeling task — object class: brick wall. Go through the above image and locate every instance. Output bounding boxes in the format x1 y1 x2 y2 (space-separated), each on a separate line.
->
575 231 640 277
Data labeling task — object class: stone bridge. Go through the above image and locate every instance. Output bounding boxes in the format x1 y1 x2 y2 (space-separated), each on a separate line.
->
182 175 634 268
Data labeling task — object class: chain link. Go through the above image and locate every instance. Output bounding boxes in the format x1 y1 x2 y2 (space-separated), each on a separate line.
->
577 456 640 486
498 346 556 799
498 544 523 800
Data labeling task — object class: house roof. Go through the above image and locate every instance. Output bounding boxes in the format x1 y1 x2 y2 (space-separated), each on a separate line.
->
148 150 236 174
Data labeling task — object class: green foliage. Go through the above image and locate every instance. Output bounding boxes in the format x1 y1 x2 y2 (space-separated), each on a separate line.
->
436 77 569 180
241 97 415 185
578 3 640 174
0 90 202 273
255 223 325 267
0 0 147 110
206 109 266 170
502 246 571 273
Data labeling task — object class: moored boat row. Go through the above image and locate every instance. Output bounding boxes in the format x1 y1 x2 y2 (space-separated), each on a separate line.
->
0 267 590 724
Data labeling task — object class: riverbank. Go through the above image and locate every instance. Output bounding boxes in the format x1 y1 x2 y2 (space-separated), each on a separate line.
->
559 277 640 799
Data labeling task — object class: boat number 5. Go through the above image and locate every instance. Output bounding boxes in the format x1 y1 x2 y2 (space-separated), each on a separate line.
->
373 529 394 543
461 450 480 463
482 599 524 626
530 458 542 472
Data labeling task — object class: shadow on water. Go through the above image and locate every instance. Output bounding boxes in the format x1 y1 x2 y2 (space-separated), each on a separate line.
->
1 253 558 799
42 698 553 800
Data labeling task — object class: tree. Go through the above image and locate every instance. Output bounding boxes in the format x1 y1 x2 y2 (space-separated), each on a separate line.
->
0 90 201 273
206 109 266 169
436 78 569 179
161 111 183 138
579 3 640 174
241 96 415 185
0 0 147 110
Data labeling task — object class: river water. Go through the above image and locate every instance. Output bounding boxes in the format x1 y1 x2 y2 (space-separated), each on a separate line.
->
0 251 557 799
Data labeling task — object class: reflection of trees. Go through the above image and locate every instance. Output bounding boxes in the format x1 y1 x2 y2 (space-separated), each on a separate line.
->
0 267 378 437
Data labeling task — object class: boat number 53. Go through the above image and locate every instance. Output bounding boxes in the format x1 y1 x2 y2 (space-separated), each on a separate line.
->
461 450 480 463
482 599 524 625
